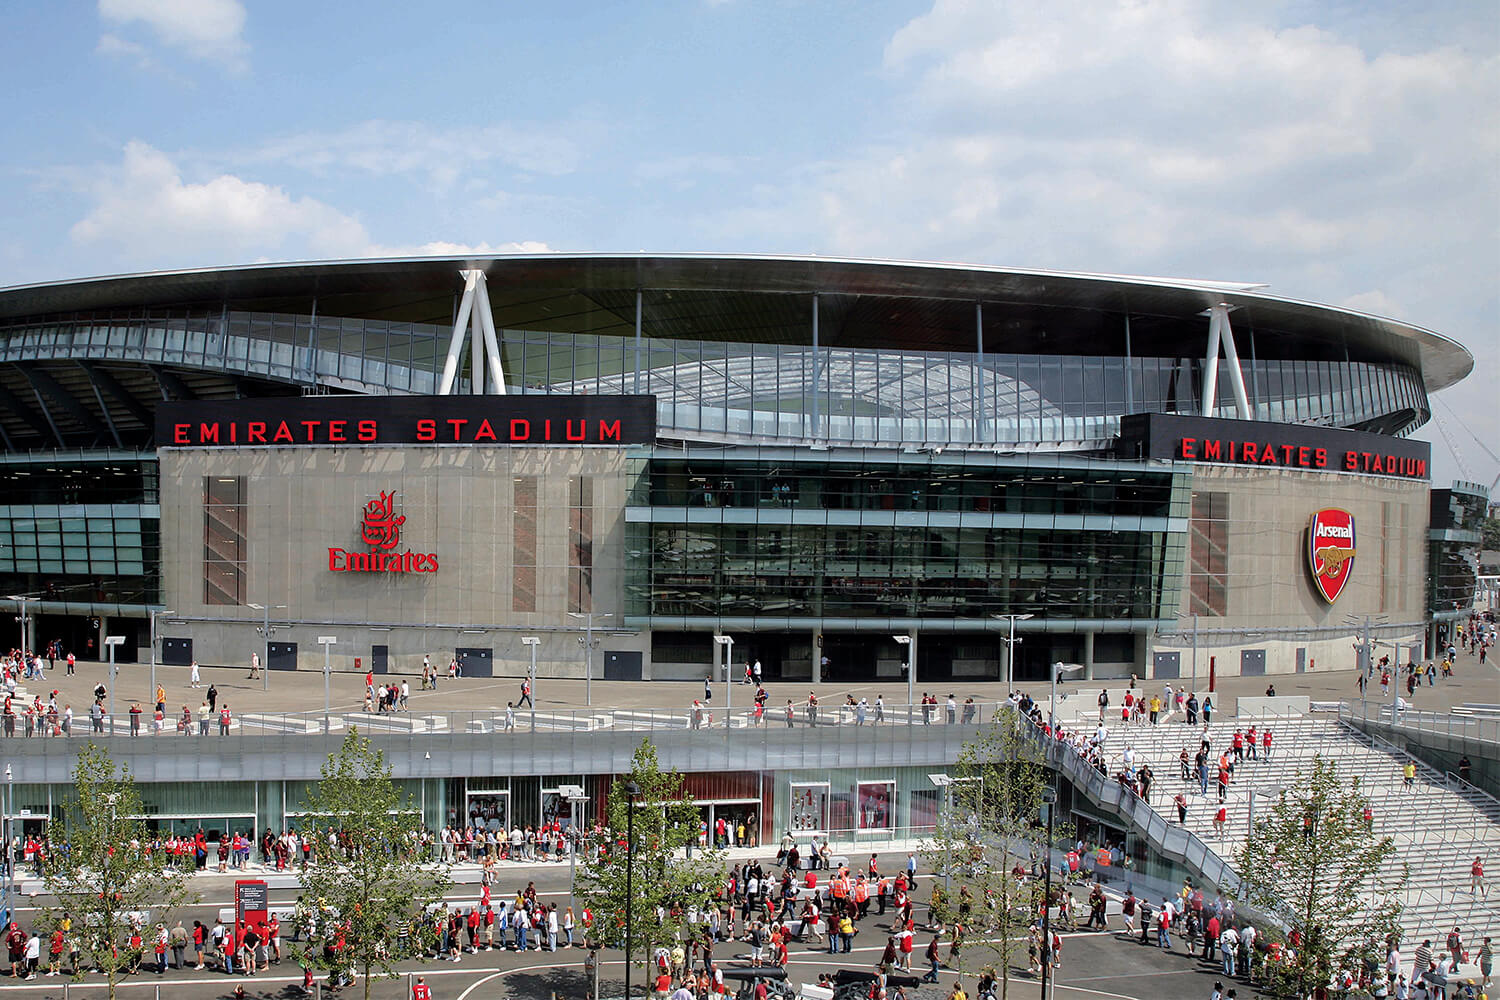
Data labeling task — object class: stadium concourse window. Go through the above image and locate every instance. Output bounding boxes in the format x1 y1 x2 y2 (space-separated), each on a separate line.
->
568 475 594 613
203 476 246 606
512 476 538 613
1188 491 1229 616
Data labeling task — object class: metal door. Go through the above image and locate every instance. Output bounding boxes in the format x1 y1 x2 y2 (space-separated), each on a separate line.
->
604 650 643 680
161 637 193 666
268 642 298 671
1240 649 1267 676
371 645 389 674
455 647 493 678
1152 651 1180 679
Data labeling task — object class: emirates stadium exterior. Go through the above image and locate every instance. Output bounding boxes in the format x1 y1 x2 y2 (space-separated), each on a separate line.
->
0 254 1482 684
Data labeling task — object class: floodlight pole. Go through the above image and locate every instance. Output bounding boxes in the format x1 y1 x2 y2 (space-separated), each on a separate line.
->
148 608 174 710
623 780 642 1000
318 637 337 730
104 635 125 731
570 611 613 708
6 596 33 659
713 635 734 727
1041 785 1058 1000
894 634 915 720
995 613 1033 689
521 637 540 730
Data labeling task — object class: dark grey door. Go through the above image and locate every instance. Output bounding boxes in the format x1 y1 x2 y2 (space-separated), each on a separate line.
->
268 642 298 671
1152 651 1180 679
604 650 643 680
1241 649 1267 676
371 645 389 674
455 647 493 678
160 637 193 666
1295 647 1307 673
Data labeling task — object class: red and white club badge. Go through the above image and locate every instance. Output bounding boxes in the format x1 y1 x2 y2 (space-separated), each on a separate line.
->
1307 508 1356 603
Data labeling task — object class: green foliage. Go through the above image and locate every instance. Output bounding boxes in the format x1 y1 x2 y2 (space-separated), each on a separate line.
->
42 742 198 1000
929 706 1047 1000
1482 513 1500 551
1234 755 1406 998
578 739 725 971
295 728 451 1000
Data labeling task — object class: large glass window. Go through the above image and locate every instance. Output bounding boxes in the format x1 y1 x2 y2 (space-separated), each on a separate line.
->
203 476 246 606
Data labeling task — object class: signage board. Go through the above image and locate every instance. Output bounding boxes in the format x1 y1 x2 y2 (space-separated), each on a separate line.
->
235 878 269 941
157 394 657 448
1117 412 1430 481
330 490 438 574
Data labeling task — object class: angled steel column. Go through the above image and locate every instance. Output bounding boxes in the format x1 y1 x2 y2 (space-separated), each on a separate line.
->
975 301 986 443
473 276 507 394
437 273 479 394
1200 308 1224 417
1214 305 1252 419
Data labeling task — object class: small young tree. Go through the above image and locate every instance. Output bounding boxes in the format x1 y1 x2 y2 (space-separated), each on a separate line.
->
295 728 451 1000
1235 755 1406 998
41 742 198 1000
578 739 724 986
929 706 1046 999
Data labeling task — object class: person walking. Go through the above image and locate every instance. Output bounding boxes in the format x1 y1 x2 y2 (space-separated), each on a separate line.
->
1471 856 1486 898
190 660 201 688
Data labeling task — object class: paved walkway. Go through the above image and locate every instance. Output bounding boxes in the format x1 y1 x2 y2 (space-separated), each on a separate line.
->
14 649 1496 725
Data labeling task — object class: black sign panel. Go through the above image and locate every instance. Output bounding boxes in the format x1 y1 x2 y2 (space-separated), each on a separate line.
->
157 395 657 447
235 880 268 919
1117 412 1430 480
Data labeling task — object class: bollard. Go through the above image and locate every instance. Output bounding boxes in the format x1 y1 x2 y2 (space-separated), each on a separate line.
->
156 985 162 1000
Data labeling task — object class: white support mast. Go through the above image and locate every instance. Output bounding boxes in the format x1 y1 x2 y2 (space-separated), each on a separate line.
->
436 269 507 395
1200 303 1251 419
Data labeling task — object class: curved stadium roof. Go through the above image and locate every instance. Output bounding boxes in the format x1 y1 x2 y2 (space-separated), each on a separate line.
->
0 253 1473 390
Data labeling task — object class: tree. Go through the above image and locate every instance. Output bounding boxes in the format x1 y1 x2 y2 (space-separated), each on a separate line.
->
577 739 724 983
41 742 198 1000
929 706 1047 1000
295 728 451 1000
1234 755 1406 998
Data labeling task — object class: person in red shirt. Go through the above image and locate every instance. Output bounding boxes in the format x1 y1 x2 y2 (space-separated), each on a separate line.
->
1262 729 1273 760
412 976 433 1000
47 930 63 976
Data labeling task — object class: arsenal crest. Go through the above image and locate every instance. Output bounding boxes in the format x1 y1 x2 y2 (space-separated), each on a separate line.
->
1307 508 1356 603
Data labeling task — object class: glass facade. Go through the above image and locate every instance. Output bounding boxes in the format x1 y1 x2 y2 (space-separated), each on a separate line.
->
625 453 1188 627
1428 485 1488 618
1 311 1431 449
0 457 161 607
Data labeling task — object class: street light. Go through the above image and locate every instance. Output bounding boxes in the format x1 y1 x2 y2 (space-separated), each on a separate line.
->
520 637 540 729
894 634 916 718
1040 785 1058 1000
5 596 34 658
247 603 289 692
568 611 613 708
712 635 734 726
994 613 1033 689
317 636 337 730
104 635 125 732
148 608 175 707
2 764 11 929
622 779 643 1000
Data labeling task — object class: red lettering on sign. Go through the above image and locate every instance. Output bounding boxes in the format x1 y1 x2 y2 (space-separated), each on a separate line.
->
1202 439 1221 460
328 548 344 571
1180 438 1197 459
300 421 321 440
328 420 347 443
357 420 377 442
173 423 190 444
1242 442 1258 462
1314 448 1327 468
1344 451 1358 470
1261 444 1278 465
248 422 266 443
599 419 621 441
544 419 553 440
272 421 295 443
474 419 497 442
199 423 220 444
416 419 436 441
1298 446 1310 467
566 419 587 442
1281 445 1295 464
510 419 530 440
446 419 467 441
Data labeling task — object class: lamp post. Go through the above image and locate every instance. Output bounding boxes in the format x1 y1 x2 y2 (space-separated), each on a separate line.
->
521 637 540 729
6 596 34 658
622 779 642 1000
713 635 734 726
248 603 288 692
104 635 125 732
148 608 174 708
568 612 613 708
1049 661 1063 727
894 634 916 719
995 613 1033 690
318 636 336 730
2 764 11 928
1040 784 1058 1000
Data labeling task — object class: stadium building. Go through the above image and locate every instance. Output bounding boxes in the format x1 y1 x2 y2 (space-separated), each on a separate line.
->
0 254 1481 686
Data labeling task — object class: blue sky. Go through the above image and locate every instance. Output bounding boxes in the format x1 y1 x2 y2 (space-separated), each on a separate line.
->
1 0 1496 488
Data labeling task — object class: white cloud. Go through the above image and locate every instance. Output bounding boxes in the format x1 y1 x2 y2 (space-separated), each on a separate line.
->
244 120 581 189
98 0 247 68
67 142 552 267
